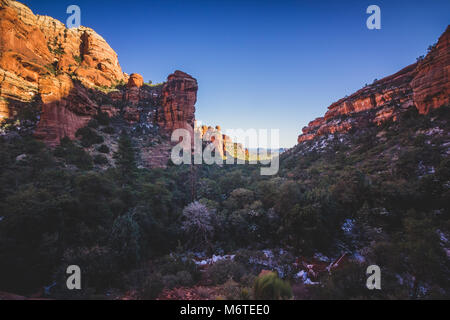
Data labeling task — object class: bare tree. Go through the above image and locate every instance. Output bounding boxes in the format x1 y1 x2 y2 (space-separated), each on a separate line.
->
181 202 215 247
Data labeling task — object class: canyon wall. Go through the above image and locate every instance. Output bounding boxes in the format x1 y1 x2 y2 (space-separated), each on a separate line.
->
298 26 449 144
0 0 197 147
157 70 198 132
0 0 127 144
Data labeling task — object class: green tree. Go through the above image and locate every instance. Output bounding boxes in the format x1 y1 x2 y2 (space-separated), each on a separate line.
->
110 212 141 268
114 132 137 185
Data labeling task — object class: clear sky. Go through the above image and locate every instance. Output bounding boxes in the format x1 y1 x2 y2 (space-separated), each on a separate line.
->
23 0 450 147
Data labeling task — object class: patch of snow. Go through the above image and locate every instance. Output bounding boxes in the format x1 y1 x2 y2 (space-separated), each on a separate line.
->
295 270 306 280
341 219 355 234
418 286 428 297
437 230 448 243
313 253 330 262
193 254 235 266
304 278 320 285
294 270 319 285
396 274 404 285
262 249 274 259
352 252 365 263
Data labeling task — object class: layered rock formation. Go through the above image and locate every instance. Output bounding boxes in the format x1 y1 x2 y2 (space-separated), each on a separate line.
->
0 0 252 169
0 0 127 144
0 0 199 147
33 74 98 144
412 27 450 114
298 26 449 144
157 71 198 132
127 73 144 88
194 123 250 160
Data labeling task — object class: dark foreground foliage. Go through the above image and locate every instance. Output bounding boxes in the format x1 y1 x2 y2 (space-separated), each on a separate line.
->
0 106 448 299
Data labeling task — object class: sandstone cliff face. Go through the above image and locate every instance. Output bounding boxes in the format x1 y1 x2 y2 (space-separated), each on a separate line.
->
157 70 198 132
412 27 450 114
194 124 249 160
0 0 237 169
2 0 126 88
298 26 449 144
0 0 126 145
33 74 98 145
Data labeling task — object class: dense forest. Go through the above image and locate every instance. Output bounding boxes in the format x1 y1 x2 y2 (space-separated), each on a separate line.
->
0 105 449 299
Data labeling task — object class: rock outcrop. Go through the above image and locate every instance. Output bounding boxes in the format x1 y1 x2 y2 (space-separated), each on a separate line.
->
157 71 198 132
298 26 449 144
33 74 98 145
128 73 144 88
0 0 249 169
0 0 126 144
194 123 249 160
412 27 450 114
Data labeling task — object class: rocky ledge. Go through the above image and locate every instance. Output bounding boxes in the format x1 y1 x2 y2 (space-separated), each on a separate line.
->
298 26 449 144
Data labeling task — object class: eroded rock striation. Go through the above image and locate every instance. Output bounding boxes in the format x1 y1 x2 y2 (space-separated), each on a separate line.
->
157 71 198 132
0 0 199 149
194 124 249 160
0 0 128 144
298 26 449 144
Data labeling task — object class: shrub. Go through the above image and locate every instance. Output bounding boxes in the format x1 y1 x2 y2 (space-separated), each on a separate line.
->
95 112 111 126
97 145 110 154
225 188 255 211
162 271 194 289
102 127 115 134
155 255 201 283
87 119 99 129
94 154 109 165
60 246 119 292
73 55 82 64
206 260 247 285
141 273 164 300
45 62 58 75
240 287 252 300
110 212 141 268
75 127 104 147
253 272 292 300
54 137 93 170
221 279 241 300
113 133 137 184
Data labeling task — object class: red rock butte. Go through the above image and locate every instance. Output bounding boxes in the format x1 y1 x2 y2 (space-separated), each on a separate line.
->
157 70 198 132
298 25 449 144
0 0 198 146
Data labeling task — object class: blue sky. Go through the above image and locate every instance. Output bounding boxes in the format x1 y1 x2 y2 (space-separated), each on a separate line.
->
23 0 450 147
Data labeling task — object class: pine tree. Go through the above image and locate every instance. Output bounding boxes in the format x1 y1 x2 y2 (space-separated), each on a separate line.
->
114 131 137 185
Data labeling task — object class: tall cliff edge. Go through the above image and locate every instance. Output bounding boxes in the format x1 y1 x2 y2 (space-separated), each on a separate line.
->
298 26 449 144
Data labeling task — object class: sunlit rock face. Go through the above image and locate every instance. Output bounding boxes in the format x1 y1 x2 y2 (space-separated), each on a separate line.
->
0 0 126 145
412 26 450 115
298 26 450 144
157 70 198 133
127 74 144 89
194 124 249 160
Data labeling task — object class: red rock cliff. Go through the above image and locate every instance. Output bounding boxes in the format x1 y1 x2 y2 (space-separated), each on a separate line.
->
298 26 449 144
157 70 198 132
0 0 126 145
